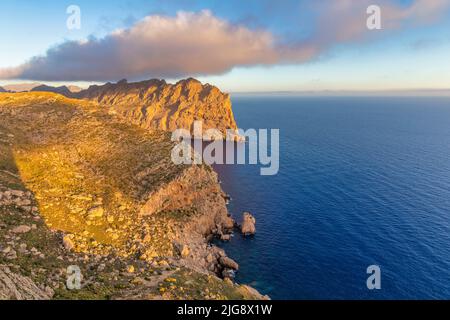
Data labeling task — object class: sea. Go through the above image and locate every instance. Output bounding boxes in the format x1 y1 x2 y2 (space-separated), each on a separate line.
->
213 95 450 300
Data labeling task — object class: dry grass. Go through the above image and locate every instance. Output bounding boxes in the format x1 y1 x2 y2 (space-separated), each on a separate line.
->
0 92 261 300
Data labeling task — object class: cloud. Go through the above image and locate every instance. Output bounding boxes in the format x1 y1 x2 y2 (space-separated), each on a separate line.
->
1 1 449 82
0 11 278 81
306 0 449 48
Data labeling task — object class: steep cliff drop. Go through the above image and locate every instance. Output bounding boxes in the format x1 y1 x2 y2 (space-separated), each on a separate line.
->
73 78 239 138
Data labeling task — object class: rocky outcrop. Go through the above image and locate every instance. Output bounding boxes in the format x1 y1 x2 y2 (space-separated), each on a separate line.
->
0 265 51 300
139 165 234 233
240 212 256 236
67 85 83 93
219 256 239 271
73 78 238 137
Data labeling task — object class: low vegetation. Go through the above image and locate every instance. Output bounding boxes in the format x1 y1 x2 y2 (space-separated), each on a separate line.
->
0 92 265 300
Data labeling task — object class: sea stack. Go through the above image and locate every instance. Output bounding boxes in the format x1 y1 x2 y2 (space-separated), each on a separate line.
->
240 212 256 236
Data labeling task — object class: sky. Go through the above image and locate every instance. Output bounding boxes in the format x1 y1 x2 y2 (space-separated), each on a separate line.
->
1 0 450 93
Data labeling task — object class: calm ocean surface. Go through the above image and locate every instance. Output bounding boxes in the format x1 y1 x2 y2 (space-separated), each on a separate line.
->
213 95 450 300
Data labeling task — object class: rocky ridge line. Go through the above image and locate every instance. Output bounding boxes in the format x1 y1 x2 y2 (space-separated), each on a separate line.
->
71 78 239 138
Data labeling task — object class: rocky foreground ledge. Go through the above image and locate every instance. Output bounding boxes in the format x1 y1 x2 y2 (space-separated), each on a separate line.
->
0 92 267 300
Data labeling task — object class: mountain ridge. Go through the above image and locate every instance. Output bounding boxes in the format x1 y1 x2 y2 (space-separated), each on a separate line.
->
31 84 73 96
72 78 238 136
2 78 238 137
1 83 83 93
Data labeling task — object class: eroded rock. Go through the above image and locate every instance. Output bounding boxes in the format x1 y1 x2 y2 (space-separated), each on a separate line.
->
62 235 75 251
219 256 239 271
74 78 239 138
240 212 256 236
0 265 51 300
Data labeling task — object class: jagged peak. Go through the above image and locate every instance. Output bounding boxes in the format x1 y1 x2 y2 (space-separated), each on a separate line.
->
175 77 202 86
70 77 236 135
77 78 223 97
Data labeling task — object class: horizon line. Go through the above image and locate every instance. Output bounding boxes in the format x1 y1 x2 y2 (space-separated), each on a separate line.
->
230 88 450 97
2 80 450 97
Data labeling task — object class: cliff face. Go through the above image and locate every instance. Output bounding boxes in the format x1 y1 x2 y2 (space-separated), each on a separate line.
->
74 78 238 136
0 92 264 300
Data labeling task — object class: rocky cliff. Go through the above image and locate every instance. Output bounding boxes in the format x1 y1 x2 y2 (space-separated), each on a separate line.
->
0 92 265 300
73 78 238 137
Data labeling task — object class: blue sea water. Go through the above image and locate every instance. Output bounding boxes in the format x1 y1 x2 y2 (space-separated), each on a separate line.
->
213 95 450 300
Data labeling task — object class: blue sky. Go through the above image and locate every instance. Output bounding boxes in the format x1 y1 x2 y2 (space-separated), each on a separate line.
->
1 0 450 92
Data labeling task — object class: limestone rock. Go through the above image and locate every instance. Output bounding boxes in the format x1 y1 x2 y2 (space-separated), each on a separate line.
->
181 245 190 258
219 256 239 271
240 212 256 236
11 225 31 234
0 265 51 300
74 78 238 137
62 235 75 251
174 243 190 258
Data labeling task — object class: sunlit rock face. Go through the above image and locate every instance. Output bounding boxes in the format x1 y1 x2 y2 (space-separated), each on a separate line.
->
74 78 238 137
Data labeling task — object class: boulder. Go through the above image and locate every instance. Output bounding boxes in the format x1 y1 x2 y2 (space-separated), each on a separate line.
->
181 245 190 258
174 242 190 258
206 253 215 264
87 206 104 219
11 225 31 234
222 269 236 280
62 235 75 251
219 256 239 271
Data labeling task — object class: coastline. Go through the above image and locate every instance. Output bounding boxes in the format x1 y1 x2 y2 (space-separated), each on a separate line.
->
0 91 267 300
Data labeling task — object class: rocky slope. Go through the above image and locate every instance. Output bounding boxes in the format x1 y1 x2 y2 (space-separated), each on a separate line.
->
0 87 6 93
72 78 238 137
0 92 266 300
